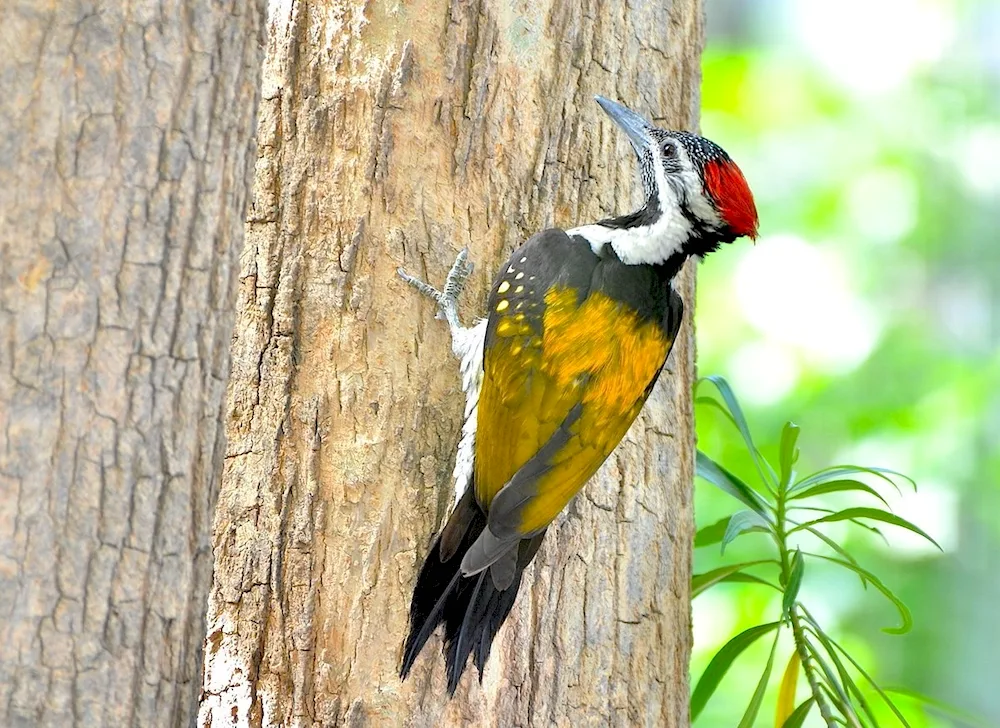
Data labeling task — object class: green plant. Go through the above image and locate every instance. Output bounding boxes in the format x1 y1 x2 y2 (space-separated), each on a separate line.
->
692 375 951 727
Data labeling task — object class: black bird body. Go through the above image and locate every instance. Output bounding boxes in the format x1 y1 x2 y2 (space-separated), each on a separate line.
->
400 229 685 691
399 97 758 694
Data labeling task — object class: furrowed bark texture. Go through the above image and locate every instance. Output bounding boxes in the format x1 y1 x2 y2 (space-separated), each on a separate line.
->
201 0 702 726
0 2 267 726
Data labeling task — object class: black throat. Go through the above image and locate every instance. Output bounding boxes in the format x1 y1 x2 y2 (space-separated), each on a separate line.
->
595 193 661 230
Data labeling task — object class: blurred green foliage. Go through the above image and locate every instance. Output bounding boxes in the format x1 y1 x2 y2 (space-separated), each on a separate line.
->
694 0 1000 724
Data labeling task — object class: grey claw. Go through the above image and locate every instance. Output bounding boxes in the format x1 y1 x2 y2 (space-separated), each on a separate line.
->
397 266 417 286
442 249 474 302
398 266 444 301
399 249 475 334
457 247 474 276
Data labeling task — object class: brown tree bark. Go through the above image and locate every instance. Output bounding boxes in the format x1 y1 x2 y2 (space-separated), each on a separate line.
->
200 1 703 726
0 2 267 726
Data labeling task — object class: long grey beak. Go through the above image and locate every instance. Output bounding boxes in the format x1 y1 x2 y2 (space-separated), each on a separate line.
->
595 96 652 155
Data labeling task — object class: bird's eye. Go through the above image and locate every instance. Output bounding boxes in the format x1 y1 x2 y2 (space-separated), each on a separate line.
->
661 141 677 159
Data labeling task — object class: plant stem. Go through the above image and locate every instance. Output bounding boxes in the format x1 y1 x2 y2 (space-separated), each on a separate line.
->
777 473 839 727
790 606 841 727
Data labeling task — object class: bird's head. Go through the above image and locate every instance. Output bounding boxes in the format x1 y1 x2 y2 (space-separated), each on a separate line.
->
592 96 758 264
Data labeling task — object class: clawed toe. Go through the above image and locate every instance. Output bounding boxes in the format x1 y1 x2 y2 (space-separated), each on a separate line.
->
443 248 474 299
399 249 475 332
397 267 443 302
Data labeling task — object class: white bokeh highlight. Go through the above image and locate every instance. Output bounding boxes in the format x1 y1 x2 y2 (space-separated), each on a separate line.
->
734 234 882 373
791 0 956 95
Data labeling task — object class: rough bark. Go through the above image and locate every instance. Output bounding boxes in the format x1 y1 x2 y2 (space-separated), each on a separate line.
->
200 0 702 726
0 2 267 726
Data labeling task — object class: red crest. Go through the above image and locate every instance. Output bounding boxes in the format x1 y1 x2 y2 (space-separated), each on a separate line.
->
704 159 759 240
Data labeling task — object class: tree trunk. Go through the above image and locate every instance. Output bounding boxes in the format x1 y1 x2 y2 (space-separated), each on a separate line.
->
200 1 703 726
0 2 267 727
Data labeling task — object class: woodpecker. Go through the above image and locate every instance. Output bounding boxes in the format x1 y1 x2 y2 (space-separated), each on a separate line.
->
398 96 758 694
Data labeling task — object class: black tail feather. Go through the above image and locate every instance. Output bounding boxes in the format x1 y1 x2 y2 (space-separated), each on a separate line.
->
400 488 485 680
444 570 489 693
399 569 462 680
400 487 547 695
472 532 545 675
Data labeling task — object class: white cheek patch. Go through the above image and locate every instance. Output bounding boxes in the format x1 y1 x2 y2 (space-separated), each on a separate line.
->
676 153 722 231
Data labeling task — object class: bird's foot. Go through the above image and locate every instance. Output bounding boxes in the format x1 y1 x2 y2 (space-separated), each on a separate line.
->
397 248 474 333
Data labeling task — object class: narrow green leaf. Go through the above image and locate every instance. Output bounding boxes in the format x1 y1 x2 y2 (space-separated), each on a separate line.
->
802 526 869 588
722 510 771 553
692 560 777 598
691 621 781 720
781 698 815 728
806 615 912 727
789 506 838 515
795 510 889 544
791 508 940 550
806 553 913 634
695 395 740 431
712 572 782 591
700 375 778 488
884 687 992 727
848 519 891 546
812 684 846 726
782 550 804 617
698 376 755 448
737 628 781 728
791 465 914 496
801 615 879 727
696 450 771 517
788 479 891 509
779 422 800 490
763 458 780 487
803 636 862 727
695 516 732 548
839 662 910 727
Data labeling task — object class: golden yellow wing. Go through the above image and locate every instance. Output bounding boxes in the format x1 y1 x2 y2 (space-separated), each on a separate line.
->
472 229 683 544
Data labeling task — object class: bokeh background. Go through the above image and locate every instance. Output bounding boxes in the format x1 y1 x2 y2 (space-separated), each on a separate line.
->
693 0 1000 724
